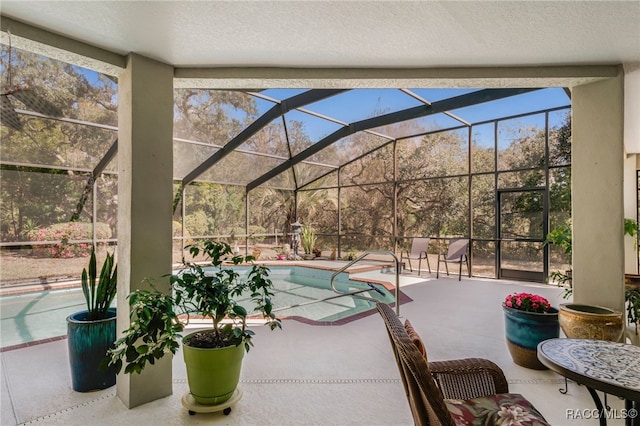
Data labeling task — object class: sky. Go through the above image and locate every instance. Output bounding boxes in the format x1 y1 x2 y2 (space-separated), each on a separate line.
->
258 87 570 144
79 65 570 146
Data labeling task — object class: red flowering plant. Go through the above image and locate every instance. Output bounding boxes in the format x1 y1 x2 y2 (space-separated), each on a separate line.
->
503 292 551 314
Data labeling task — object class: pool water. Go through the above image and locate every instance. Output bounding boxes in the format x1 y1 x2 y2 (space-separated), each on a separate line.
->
0 266 395 348
1 287 87 349
236 266 395 322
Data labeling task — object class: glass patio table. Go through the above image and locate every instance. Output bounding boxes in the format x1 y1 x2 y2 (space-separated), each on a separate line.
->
537 338 640 426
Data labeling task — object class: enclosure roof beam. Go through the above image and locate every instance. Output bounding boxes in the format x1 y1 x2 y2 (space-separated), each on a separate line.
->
181 89 346 187
93 138 118 178
247 88 540 191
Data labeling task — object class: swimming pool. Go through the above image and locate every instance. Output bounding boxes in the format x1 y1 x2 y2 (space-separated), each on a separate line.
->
231 266 395 323
0 265 395 349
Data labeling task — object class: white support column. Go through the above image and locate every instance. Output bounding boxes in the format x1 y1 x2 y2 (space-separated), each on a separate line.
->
117 53 174 408
624 154 637 274
571 73 625 312
624 64 640 274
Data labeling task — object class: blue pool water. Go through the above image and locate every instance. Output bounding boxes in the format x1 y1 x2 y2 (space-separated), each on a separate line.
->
230 266 395 322
0 266 394 348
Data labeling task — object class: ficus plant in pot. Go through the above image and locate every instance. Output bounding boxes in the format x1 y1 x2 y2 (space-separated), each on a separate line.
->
103 240 281 406
67 245 117 392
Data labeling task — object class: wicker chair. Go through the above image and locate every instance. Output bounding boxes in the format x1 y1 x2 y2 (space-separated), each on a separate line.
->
376 302 550 426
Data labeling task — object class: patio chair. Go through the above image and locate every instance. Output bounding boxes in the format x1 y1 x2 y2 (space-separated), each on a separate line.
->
376 302 550 426
436 238 470 281
400 238 431 276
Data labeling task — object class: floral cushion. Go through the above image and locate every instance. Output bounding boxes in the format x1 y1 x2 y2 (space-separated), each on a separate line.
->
404 319 427 360
445 393 550 426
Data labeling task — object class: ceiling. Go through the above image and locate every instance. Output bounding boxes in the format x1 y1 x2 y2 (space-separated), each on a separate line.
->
1 1 639 69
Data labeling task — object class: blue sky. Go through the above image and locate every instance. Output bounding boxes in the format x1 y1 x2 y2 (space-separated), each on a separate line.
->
260 87 570 144
80 65 570 145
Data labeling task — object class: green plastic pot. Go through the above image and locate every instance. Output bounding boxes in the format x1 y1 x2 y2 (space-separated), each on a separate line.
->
182 329 245 405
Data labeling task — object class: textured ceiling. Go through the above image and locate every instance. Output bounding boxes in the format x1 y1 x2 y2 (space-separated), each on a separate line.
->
1 1 639 68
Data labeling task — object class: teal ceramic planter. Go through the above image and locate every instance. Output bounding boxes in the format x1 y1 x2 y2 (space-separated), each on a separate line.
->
503 304 559 369
183 329 245 405
67 308 116 392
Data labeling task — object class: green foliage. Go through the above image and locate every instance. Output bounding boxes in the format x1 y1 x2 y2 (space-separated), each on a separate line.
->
624 218 638 238
184 211 210 238
544 223 572 257
20 218 39 237
26 222 111 257
81 246 117 321
182 183 246 237
301 226 317 254
105 240 281 375
2 42 577 283
1 46 118 243
248 225 266 242
544 223 572 295
626 287 640 333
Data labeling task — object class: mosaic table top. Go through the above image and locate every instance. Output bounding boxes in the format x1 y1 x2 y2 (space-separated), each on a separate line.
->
537 338 640 401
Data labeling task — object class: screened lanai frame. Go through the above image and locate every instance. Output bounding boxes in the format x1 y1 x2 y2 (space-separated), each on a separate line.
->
289 104 572 281
0 44 572 284
172 88 571 281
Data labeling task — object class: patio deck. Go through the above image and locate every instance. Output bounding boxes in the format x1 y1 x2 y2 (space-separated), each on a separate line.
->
1 274 628 425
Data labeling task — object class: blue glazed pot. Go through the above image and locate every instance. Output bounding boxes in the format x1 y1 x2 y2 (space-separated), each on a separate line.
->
67 308 117 392
503 304 559 369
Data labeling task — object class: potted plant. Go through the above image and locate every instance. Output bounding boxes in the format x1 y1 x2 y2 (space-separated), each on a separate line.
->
544 222 572 293
276 247 287 260
545 220 633 340
67 245 117 392
502 292 559 370
300 226 317 259
104 240 281 406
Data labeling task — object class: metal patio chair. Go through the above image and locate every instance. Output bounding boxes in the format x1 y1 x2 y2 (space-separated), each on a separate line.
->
436 238 470 281
400 237 431 276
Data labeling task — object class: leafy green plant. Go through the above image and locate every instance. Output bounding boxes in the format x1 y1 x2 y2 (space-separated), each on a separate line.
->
626 287 640 335
545 219 639 300
104 240 281 375
300 226 317 255
624 218 639 253
624 218 638 238
81 246 117 321
544 223 572 257
543 223 572 297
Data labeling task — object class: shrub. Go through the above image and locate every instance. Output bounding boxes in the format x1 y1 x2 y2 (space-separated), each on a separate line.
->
27 222 111 258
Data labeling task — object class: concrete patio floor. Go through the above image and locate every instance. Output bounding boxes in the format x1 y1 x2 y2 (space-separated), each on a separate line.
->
1 274 629 425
